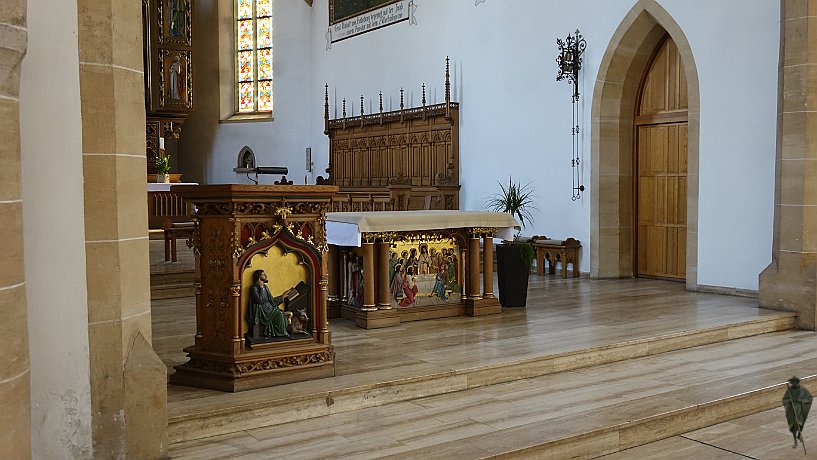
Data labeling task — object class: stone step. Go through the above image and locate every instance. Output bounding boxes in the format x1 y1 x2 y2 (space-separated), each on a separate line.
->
150 270 194 286
167 313 795 445
169 329 816 459
152 283 194 300
150 269 194 300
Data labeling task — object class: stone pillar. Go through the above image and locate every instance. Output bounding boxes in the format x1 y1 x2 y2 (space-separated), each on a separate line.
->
467 235 482 300
377 239 392 309
76 0 167 456
361 239 377 311
483 236 495 299
760 0 817 330
0 1 31 458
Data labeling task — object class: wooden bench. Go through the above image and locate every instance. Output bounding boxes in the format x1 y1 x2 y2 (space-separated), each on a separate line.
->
163 221 195 262
531 236 581 278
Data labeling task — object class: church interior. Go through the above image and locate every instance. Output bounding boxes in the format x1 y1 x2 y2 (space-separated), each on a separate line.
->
4 0 817 458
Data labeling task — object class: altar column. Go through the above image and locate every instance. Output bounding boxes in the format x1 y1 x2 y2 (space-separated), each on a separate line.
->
467 233 482 301
326 245 341 317
483 235 495 299
377 238 393 309
361 238 377 311
466 228 502 316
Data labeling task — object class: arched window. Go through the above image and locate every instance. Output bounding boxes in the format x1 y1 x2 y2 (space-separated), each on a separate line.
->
236 0 273 113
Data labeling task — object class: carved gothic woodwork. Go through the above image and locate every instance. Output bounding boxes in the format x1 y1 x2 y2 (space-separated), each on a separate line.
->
322 59 461 211
169 185 339 392
142 0 194 170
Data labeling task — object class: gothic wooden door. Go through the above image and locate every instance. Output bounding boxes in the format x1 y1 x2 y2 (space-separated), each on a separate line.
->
635 37 688 280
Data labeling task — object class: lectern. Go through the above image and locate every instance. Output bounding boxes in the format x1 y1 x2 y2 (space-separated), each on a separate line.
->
170 184 338 391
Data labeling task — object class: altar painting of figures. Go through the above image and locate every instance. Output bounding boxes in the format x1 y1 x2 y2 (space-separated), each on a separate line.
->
388 239 461 308
162 51 189 106
241 245 312 344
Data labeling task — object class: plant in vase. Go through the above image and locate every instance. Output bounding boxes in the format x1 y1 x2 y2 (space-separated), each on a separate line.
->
155 154 171 183
486 177 538 307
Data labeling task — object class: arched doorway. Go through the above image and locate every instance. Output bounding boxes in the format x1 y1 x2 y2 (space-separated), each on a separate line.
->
635 36 688 280
590 0 699 289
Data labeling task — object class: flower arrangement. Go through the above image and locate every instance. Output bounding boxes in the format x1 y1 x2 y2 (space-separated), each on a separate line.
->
155 154 171 174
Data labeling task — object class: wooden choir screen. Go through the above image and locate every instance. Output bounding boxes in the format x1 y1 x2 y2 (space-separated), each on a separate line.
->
319 59 460 212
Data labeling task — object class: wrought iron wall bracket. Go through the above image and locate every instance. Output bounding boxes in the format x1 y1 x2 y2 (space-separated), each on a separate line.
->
556 29 587 200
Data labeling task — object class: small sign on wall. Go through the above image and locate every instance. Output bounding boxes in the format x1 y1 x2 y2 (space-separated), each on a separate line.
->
329 0 410 43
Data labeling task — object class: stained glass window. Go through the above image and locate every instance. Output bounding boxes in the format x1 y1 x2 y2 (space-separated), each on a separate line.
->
235 0 272 113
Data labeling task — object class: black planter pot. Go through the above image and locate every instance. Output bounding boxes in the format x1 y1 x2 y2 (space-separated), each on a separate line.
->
496 243 531 307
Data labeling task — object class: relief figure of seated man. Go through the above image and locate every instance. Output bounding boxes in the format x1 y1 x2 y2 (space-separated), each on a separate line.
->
248 269 297 339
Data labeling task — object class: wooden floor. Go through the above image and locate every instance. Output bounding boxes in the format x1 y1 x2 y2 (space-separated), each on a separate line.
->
150 241 813 459
601 406 817 459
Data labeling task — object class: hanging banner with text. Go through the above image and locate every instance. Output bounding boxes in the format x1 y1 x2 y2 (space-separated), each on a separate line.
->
329 0 411 43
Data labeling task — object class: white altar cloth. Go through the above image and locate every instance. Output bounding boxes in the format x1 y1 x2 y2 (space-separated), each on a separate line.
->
326 210 519 246
147 182 198 192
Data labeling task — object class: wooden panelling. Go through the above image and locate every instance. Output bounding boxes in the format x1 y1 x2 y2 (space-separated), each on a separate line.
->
323 63 461 211
637 123 688 280
635 37 688 281
639 37 688 116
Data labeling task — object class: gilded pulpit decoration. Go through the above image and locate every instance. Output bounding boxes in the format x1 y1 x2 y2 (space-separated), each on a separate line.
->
170 185 339 392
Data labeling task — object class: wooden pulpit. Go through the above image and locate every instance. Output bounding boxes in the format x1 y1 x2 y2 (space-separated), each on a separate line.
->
169 185 338 392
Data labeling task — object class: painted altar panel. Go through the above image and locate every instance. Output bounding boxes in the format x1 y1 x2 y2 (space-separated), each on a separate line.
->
388 239 462 308
345 237 462 309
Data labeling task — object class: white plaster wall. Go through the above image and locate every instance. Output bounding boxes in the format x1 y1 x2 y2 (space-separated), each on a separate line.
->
661 0 779 290
19 0 93 458
181 0 315 185
185 0 779 291
304 0 778 291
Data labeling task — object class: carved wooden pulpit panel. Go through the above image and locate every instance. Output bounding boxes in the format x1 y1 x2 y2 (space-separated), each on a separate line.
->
170 185 338 392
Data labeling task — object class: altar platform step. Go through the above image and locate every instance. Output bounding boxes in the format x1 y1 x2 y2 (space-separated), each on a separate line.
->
164 301 795 447
168 330 815 459
150 271 195 300
149 239 195 300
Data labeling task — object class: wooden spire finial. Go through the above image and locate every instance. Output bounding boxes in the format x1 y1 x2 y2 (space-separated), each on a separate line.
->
445 57 450 103
445 57 452 121
379 91 384 124
422 84 426 107
323 83 330 134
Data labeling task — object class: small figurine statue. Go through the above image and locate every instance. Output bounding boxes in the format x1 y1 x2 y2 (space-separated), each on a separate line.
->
783 376 813 454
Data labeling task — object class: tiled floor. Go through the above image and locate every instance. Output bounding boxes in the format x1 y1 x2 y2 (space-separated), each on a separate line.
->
151 240 813 459
600 407 817 459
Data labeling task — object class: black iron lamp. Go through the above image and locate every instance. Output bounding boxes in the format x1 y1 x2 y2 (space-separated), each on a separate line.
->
556 29 586 200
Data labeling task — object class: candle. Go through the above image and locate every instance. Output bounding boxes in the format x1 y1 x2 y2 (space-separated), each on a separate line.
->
159 137 165 150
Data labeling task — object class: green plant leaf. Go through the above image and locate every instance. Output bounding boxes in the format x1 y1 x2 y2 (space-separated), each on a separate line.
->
485 176 537 229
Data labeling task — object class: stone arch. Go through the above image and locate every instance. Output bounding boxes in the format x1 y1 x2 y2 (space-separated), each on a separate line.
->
590 0 700 289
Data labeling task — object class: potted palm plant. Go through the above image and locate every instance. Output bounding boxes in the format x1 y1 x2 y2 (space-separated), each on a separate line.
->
486 177 537 307
155 154 171 183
